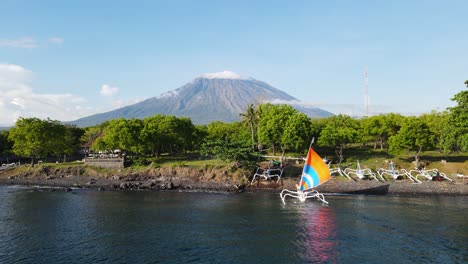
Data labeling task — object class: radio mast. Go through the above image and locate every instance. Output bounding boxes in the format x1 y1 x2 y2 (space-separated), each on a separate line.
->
365 66 369 116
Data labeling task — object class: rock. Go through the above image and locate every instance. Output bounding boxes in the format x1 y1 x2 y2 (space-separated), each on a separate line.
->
65 188 72 192
111 175 121 180
86 179 96 185
98 187 105 191
46 176 55 180
167 182 174 190
119 182 128 189
234 184 246 192
142 180 156 188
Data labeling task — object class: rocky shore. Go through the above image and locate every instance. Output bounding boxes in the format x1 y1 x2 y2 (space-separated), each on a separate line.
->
0 165 467 196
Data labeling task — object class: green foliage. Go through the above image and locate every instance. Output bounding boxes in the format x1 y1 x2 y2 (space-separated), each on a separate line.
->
441 84 468 152
240 104 260 151
0 130 13 154
5 86 467 169
318 114 359 163
281 112 313 153
359 113 404 149
419 110 449 151
206 121 250 143
8 117 81 164
140 115 196 156
258 103 297 155
81 123 107 150
388 117 433 164
200 138 254 167
318 114 358 147
99 118 143 154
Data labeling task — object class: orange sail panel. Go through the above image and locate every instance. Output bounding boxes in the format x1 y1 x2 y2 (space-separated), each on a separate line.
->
299 147 331 190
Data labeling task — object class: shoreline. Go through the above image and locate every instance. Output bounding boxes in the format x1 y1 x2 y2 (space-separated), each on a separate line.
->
1 174 467 197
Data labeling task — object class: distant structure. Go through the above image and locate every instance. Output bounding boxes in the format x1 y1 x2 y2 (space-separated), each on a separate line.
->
364 66 370 116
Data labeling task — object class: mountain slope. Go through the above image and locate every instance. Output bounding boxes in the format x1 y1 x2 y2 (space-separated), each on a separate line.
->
71 71 333 127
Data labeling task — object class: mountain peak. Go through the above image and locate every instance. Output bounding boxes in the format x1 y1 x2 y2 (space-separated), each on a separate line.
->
71 73 333 127
199 70 249 80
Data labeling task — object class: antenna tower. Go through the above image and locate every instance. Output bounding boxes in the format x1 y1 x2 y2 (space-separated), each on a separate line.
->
365 66 369 116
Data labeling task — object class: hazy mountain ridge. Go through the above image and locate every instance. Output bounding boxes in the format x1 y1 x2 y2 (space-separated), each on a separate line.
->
71 73 333 127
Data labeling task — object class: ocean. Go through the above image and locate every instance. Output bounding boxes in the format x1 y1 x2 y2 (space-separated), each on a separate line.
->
0 186 466 263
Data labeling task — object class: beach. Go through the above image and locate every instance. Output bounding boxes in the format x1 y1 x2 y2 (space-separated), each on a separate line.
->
1 166 467 196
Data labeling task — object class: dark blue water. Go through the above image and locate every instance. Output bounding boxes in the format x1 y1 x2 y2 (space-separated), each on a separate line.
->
0 186 467 264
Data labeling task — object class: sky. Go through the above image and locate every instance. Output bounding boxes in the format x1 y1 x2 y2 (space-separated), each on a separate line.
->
1 0 467 126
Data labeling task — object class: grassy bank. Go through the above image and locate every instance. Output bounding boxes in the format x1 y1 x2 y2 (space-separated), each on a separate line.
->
2 149 467 182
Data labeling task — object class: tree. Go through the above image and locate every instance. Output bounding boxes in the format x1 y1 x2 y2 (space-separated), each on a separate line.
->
0 130 13 155
419 111 449 152
172 117 196 153
240 104 259 151
317 114 359 164
257 103 297 156
8 117 71 166
57 126 84 161
200 138 254 168
81 123 107 156
99 118 143 156
47 119 68 160
360 113 404 150
281 112 313 153
206 121 250 143
141 115 197 156
388 117 433 165
192 125 209 151
359 116 381 148
441 83 468 152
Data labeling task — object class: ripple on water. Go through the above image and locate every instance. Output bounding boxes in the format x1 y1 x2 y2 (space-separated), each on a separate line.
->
0 187 466 264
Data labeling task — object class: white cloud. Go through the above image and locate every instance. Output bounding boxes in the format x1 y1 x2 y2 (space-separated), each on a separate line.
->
48 37 64 45
268 98 315 107
0 63 93 126
267 98 424 117
111 98 143 109
0 37 37 48
100 84 119 97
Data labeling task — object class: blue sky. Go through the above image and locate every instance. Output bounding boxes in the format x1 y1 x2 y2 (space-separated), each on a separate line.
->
0 0 467 125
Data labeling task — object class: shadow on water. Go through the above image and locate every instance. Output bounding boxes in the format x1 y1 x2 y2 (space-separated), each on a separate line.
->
343 184 390 195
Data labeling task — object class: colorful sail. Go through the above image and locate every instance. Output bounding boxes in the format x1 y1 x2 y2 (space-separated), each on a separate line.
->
299 147 331 191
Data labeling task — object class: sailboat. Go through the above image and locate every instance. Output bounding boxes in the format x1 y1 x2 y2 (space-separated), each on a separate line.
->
280 139 331 204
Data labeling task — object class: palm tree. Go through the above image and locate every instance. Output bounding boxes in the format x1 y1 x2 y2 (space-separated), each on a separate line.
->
240 104 258 151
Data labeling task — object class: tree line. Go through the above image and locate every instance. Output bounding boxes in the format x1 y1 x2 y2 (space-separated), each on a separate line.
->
1 82 466 167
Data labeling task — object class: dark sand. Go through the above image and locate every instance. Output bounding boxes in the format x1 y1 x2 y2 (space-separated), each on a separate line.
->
1 171 467 196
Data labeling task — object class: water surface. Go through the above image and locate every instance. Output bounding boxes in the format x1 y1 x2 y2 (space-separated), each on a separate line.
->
0 186 466 263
